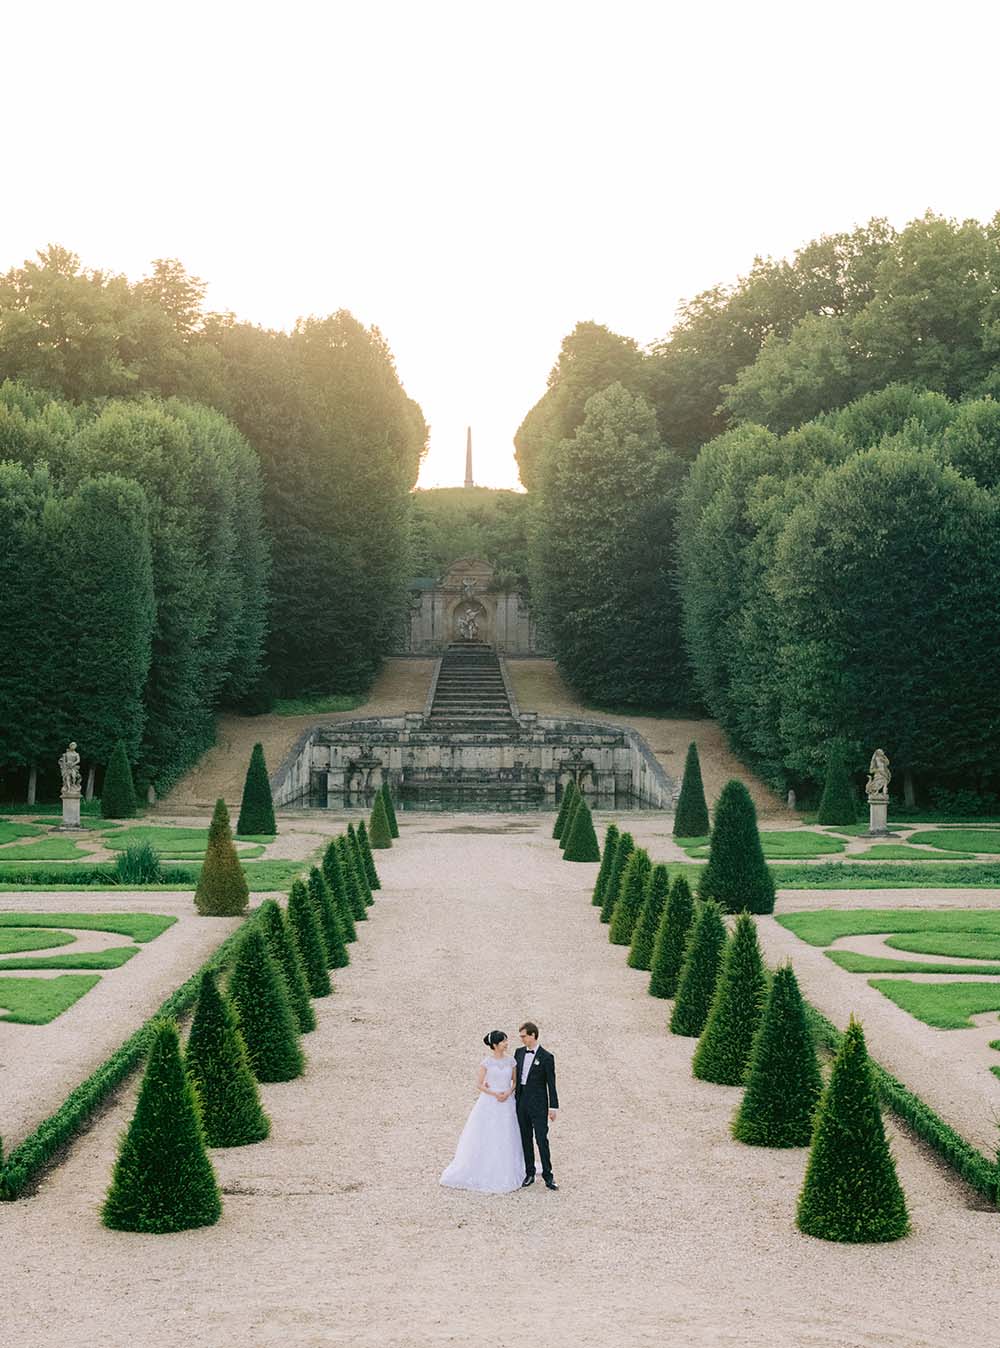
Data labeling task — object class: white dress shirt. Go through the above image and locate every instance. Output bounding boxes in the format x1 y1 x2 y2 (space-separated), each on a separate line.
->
520 1045 538 1085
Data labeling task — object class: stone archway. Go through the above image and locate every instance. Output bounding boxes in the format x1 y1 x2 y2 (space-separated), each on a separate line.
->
452 598 488 643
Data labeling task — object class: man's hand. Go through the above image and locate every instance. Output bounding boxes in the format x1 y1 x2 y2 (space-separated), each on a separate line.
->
548 1109 558 1122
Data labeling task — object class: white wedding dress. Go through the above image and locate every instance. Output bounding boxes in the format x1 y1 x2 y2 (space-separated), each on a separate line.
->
440 1055 526 1194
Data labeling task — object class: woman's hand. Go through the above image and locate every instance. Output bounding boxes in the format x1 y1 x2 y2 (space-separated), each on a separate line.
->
496 1090 510 1102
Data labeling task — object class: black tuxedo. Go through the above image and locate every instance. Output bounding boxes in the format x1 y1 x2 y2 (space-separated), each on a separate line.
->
514 1044 558 1182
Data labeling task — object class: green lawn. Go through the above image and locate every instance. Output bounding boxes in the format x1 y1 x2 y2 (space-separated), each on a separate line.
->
778 908 1000 947
0 945 139 970
827 950 1000 975
0 838 93 861
0 857 305 892
103 826 273 855
272 691 366 717
0 927 75 955
884 930 1000 961
0 974 102 1023
0 820 45 845
0 912 175 941
917 829 1000 854
868 979 1000 1029
685 830 846 860
851 844 976 861
773 862 1000 888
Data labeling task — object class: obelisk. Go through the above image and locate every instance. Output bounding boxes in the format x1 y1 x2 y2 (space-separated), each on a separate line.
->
464 427 474 489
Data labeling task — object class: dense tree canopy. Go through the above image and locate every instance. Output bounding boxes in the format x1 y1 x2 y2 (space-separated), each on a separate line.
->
408 487 529 585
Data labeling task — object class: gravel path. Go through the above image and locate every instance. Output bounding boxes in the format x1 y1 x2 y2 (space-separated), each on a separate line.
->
2 814 998 1348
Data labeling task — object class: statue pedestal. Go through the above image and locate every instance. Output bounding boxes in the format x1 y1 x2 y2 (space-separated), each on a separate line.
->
59 788 82 830
867 797 889 837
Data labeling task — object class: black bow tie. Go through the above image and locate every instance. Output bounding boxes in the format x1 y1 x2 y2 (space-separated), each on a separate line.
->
524 1049 535 1055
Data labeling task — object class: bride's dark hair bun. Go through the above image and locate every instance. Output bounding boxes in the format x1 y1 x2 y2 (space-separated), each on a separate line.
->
483 1030 507 1048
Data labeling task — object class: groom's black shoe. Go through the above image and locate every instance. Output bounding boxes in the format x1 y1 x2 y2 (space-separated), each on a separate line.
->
521 1175 534 1187
544 1178 559 1191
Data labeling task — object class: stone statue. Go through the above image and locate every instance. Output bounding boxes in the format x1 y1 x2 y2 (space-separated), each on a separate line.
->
460 577 477 599
866 748 891 801
458 606 480 640
59 742 81 792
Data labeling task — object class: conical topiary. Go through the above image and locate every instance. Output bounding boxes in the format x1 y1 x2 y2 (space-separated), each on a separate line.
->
237 741 276 836
101 739 138 819
288 877 331 997
563 797 601 862
348 823 373 906
673 741 710 838
670 899 726 1036
552 780 579 841
259 898 315 1033
308 865 349 969
796 1018 909 1243
732 963 822 1147
592 823 620 907
561 791 584 853
338 836 367 922
184 970 270 1147
380 782 400 838
817 746 857 827
691 913 768 1084
628 862 670 971
698 780 775 915
322 839 357 942
358 818 381 888
600 832 634 923
227 926 303 1082
368 794 392 851
102 1019 221 1232
194 797 249 916
649 874 695 998
609 848 652 945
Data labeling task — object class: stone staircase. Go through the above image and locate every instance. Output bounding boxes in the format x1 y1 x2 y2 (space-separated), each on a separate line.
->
426 643 517 734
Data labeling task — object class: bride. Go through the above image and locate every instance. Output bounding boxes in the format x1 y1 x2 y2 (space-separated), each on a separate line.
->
440 1031 526 1193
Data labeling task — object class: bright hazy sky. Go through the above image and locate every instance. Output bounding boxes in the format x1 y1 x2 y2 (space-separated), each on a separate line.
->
5 1 1000 489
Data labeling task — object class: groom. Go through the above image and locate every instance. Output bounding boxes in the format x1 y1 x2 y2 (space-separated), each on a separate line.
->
514 1021 559 1190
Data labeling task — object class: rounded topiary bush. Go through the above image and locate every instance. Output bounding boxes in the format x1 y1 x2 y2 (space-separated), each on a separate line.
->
380 782 400 838
553 780 579 841
288 878 331 997
358 818 381 888
592 823 620 908
649 874 695 998
817 747 857 827
673 742 710 838
322 839 356 942
563 797 601 862
260 898 315 1033
236 741 276 837
691 913 768 1084
698 780 774 915
194 798 249 917
184 971 270 1147
101 740 138 820
102 1019 220 1232
796 1018 909 1243
732 963 822 1147
628 862 669 971
368 795 392 852
670 899 726 1037
308 865 349 970
338 836 368 922
609 848 651 945
348 824 373 906
227 926 303 1082
600 831 634 923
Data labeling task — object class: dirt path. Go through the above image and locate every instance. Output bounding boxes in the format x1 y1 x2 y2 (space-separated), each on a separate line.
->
2 815 996 1348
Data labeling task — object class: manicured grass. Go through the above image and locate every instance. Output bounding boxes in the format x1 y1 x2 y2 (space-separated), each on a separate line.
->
686 829 846 860
103 826 271 856
0 928 75 955
917 829 1000 854
0 838 93 861
0 974 101 1023
779 908 1000 947
0 800 102 816
827 950 1000 975
0 821 45 845
0 913 175 942
675 836 710 849
775 862 1000 888
884 930 1000 961
851 844 976 861
0 858 302 892
868 979 1000 1029
0 946 139 970
272 691 366 717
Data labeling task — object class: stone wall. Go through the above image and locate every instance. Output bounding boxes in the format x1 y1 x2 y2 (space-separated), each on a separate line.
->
396 556 544 655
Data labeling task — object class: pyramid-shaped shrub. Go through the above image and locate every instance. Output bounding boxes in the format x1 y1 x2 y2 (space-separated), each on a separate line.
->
816 746 857 827
236 741 276 836
288 877 331 997
649 874 695 998
322 839 357 942
309 865 349 969
227 926 303 1082
368 795 392 852
670 899 726 1037
599 831 634 924
609 848 652 945
380 782 400 838
796 1018 909 1243
691 913 768 1084
628 862 670 971
101 740 138 820
552 780 579 841
260 898 315 1033
348 824 373 906
338 836 368 922
184 970 270 1146
732 963 822 1147
592 823 620 908
698 780 774 915
358 818 382 888
102 1019 220 1232
673 742 709 838
194 798 249 916
563 797 601 862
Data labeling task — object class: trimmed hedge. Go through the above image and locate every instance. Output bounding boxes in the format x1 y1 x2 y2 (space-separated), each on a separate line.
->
322 839 357 942
563 797 601 862
358 819 382 887
368 795 392 851
348 824 373 906
194 798 249 916
380 782 400 838
308 866 349 970
260 898 315 1034
599 832 634 923
288 878 331 997
101 741 138 820
648 874 695 998
338 836 368 922
184 970 270 1147
553 780 579 841
732 963 821 1147
592 824 620 908
237 742 276 836
691 913 767 1085
228 926 304 1082
669 899 726 1037
698 779 775 914
609 848 651 945
673 741 709 838
628 862 669 971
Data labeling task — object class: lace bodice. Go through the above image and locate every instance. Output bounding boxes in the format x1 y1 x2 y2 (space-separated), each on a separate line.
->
481 1055 516 1092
